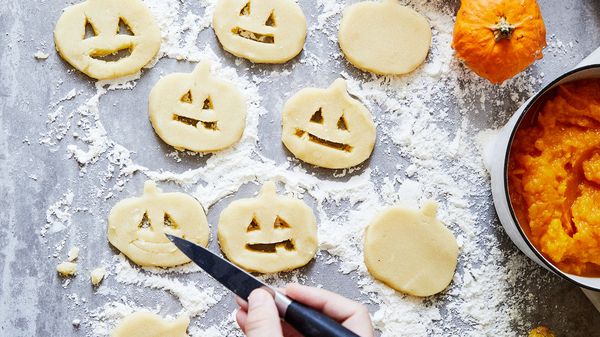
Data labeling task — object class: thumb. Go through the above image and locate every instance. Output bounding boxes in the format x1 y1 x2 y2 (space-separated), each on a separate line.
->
244 289 283 337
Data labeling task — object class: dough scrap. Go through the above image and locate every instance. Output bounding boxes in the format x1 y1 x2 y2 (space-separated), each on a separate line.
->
54 0 161 80
364 201 458 297
218 182 317 273
91 267 106 286
149 60 246 152
67 247 80 261
281 78 376 169
107 181 210 267
57 262 77 277
111 312 189 337
338 0 431 75
213 0 307 63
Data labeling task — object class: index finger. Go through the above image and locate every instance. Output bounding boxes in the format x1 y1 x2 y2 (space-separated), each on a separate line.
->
284 283 369 322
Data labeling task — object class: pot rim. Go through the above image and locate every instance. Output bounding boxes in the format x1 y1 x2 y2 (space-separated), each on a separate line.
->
503 64 600 290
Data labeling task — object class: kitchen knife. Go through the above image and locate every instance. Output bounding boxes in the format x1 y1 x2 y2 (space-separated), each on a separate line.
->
166 234 360 337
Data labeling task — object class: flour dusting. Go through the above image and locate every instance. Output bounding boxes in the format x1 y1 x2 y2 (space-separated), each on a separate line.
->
36 0 577 336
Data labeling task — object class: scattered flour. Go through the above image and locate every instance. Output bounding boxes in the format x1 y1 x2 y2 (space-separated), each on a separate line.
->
41 190 74 237
113 255 223 318
36 0 578 336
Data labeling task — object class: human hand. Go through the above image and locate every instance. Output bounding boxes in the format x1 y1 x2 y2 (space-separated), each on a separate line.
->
235 283 374 337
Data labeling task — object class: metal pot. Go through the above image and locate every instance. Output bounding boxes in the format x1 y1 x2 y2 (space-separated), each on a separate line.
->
490 47 600 310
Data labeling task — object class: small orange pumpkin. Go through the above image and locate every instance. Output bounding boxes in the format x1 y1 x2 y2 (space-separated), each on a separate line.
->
452 0 547 84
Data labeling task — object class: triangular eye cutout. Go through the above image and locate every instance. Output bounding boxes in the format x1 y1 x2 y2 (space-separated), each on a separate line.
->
180 90 193 104
265 11 276 27
117 17 134 35
239 2 251 16
138 212 151 228
247 217 260 232
164 213 178 229
337 115 348 130
310 108 324 124
274 216 291 229
203 97 213 109
84 19 96 39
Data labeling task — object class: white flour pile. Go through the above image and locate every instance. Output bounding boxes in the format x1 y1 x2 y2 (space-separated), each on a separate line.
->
38 0 579 336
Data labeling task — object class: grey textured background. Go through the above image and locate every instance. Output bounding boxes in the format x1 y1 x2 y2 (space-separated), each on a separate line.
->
1 0 600 336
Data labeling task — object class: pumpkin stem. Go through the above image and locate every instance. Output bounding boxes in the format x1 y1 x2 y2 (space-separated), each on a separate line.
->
493 17 515 41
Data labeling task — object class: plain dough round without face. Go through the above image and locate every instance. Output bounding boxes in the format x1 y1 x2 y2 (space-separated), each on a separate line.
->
218 182 318 273
213 0 307 63
281 78 376 169
111 312 189 337
338 0 431 75
54 0 161 80
149 60 246 152
107 181 209 267
364 201 459 297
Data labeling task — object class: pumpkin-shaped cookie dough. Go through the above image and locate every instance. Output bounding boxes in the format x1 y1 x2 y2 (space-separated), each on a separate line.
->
282 79 376 169
111 312 189 337
364 201 459 297
148 61 246 152
217 182 317 273
213 0 307 63
54 0 161 80
108 181 209 267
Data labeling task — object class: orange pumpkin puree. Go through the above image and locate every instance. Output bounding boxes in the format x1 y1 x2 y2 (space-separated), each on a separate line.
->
509 79 600 276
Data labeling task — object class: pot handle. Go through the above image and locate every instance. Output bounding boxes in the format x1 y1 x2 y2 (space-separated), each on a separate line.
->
581 288 600 313
577 46 600 67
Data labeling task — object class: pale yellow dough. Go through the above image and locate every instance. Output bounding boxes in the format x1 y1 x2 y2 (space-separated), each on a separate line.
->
90 267 106 286
57 262 77 277
67 247 80 261
281 79 376 169
149 60 246 152
364 201 459 297
213 0 307 63
338 0 431 75
218 182 317 273
54 0 161 80
111 312 189 337
107 181 209 267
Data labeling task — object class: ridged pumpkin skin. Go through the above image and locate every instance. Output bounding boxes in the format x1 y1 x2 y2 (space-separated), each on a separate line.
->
452 0 547 84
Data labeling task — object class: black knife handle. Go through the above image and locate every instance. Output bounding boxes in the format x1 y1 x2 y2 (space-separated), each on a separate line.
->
284 300 360 337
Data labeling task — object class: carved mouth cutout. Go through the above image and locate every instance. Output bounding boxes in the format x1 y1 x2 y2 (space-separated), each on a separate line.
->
295 130 353 152
173 115 219 130
231 27 274 44
246 240 295 253
172 93 219 130
90 47 132 62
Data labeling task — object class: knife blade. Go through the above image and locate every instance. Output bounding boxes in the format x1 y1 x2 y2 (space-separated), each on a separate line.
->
166 234 360 337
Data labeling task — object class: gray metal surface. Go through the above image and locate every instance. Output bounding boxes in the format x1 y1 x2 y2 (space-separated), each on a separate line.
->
1 0 600 336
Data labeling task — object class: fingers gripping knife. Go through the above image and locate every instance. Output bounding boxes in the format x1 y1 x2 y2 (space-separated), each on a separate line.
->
166 235 360 337
488 46 600 312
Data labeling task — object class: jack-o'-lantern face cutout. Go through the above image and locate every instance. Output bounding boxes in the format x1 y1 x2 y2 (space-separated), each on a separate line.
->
108 181 209 267
54 0 161 80
149 61 246 152
281 79 376 169
212 0 307 63
217 182 318 273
